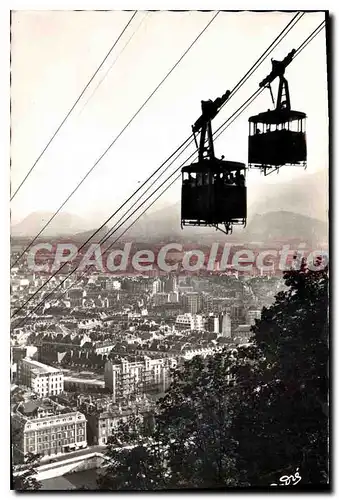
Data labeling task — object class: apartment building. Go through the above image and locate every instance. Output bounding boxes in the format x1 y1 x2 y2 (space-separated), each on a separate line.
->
17 358 64 397
12 399 87 461
104 355 177 403
175 313 205 331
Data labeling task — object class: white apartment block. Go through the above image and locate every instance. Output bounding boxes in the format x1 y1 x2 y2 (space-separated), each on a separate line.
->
18 358 64 397
104 356 177 403
175 313 205 331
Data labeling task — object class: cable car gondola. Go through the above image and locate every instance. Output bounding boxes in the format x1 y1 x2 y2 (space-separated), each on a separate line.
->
248 49 307 175
181 93 247 235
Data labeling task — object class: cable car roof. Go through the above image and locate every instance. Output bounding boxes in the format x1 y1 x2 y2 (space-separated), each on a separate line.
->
182 160 245 173
249 108 306 124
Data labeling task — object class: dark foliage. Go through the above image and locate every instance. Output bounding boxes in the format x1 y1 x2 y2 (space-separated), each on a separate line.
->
98 262 329 489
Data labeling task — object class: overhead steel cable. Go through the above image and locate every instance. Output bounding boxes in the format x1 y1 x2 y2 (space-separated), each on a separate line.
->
81 12 305 246
294 19 326 56
219 11 304 111
77 12 150 117
11 10 300 270
10 132 191 318
32 14 328 317
11 11 220 269
52 16 324 303
12 86 263 322
11 89 282 318
11 11 310 319
75 11 304 249
10 11 138 201
12 14 325 319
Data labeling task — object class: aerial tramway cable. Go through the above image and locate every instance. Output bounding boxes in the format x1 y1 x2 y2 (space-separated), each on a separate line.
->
11 15 325 324
11 89 266 324
77 12 150 117
10 11 138 201
11 11 220 269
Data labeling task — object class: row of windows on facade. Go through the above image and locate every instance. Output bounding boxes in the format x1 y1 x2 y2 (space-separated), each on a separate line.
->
28 437 85 453
34 380 63 386
35 390 63 397
115 367 165 378
37 439 76 450
25 418 85 430
26 429 84 444
98 421 120 428
115 375 164 383
22 369 63 381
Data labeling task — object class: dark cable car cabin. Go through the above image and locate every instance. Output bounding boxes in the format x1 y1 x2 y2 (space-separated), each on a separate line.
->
181 92 247 235
181 161 247 234
248 49 307 175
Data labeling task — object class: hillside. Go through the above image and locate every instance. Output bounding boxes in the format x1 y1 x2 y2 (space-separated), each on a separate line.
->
11 212 89 237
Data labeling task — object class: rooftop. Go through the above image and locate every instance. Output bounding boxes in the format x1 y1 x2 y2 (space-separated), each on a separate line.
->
22 358 61 374
64 376 104 386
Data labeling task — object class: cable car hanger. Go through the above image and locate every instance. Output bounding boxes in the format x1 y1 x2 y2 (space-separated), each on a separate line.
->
248 49 307 176
259 49 295 111
192 89 231 162
181 90 247 236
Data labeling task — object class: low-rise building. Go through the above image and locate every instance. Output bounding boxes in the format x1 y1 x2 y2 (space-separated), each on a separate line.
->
64 375 105 393
233 324 253 343
93 340 115 355
86 402 154 446
246 307 262 325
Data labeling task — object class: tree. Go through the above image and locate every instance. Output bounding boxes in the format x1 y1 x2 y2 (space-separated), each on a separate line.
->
107 413 144 448
99 354 240 490
98 414 166 490
155 354 239 489
98 261 329 489
12 452 41 491
230 260 329 486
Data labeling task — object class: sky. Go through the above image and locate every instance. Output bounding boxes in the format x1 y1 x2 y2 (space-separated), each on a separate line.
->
10 10 328 227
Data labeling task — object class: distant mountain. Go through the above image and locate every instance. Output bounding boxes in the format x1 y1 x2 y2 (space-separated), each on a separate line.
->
124 205 327 247
11 169 328 246
123 169 328 243
248 169 328 222
11 211 90 237
242 211 328 247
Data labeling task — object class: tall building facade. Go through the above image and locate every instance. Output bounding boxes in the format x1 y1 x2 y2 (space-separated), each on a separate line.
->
183 292 202 314
219 312 232 338
164 274 178 293
205 314 220 333
152 278 164 295
205 313 231 337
